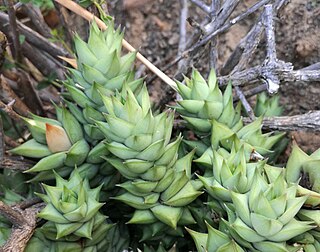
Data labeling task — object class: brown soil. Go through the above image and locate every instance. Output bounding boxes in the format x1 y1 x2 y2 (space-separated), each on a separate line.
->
110 0 320 153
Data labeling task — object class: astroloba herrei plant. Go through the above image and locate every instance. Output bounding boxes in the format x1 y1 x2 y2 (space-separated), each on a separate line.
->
1 20 320 252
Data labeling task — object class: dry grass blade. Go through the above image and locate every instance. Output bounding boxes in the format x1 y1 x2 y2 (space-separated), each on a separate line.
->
58 56 77 68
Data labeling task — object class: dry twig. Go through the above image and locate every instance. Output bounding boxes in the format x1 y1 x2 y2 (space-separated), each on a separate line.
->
216 64 320 87
53 3 74 47
16 69 44 115
0 201 44 252
20 4 52 38
235 86 255 120
13 198 42 210
189 0 211 13
4 0 22 62
21 41 65 80
175 110 320 132
222 0 289 75
4 135 19 148
0 12 66 80
178 0 188 71
171 0 272 68
0 156 34 171
262 4 280 94
0 76 30 117
234 84 267 102
244 111 320 132
208 0 220 70
0 12 70 59
0 100 22 122
0 32 6 161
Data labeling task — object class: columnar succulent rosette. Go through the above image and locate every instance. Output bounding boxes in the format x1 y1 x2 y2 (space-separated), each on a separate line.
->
71 22 138 92
187 168 318 251
35 170 107 240
210 117 284 156
253 92 288 162
196 145 267 203
195 129 282 176
254 92 283 117
175 69 242 135
221 171 315 251
96 85 173 163
95 86 203 231
175 69 284 159
64 22 143 141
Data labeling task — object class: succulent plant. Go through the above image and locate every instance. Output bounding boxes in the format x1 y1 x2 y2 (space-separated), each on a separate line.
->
103 223 130 252
254 92 283 117
10 113 121 199
35 169 108 240
64 22 143 141
70 22 139 94
26 219 114 252
9 110 93 178
253 92 288 162
10 21 142 183
175 69 242 135
282 144 320 251
187 222 245 252
95 86 203 232
188 170 316 252
222 171 314 251
292 211 320 252
3 17 320 252
286 144 320 207
191 143 313 251
5 22 141 250
176 69 284 159
196 144 267 203
26 219 132 252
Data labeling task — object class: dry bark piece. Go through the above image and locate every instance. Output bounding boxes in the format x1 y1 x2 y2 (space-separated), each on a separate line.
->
243 111 320 132
0 76 31 117
0 156 35 171
0 201 44 252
